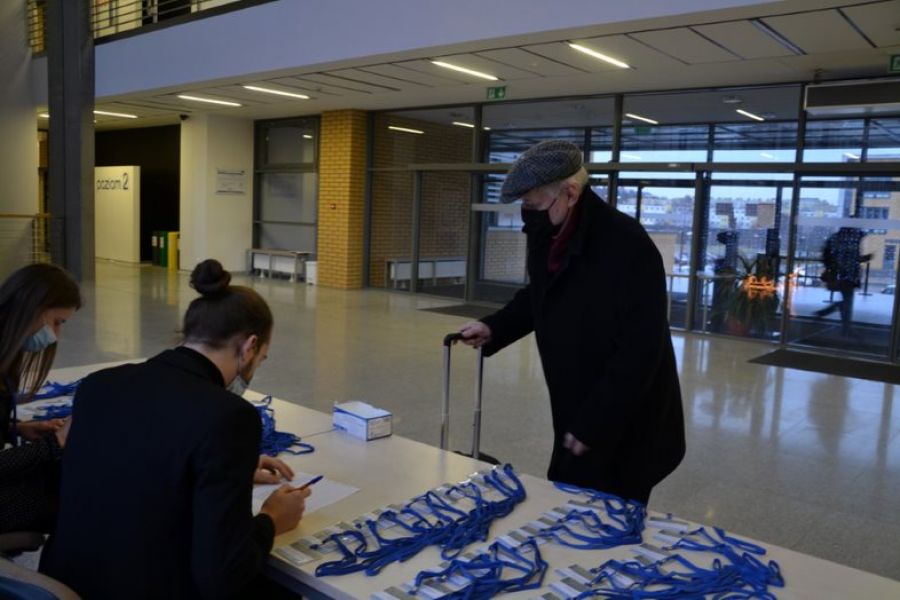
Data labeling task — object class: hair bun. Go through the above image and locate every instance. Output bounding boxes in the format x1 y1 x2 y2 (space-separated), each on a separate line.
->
190 259 231 296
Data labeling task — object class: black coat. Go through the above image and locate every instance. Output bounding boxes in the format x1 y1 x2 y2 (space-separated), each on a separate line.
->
481 187 685 502
40 347 274 599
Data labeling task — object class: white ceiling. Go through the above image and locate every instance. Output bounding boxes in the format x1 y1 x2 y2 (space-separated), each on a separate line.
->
57 0 900 130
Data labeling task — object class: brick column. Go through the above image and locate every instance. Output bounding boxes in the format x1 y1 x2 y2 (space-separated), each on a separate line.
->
317 110 368 289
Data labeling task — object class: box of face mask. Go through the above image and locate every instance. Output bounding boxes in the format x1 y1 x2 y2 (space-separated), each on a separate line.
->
332 401 392 441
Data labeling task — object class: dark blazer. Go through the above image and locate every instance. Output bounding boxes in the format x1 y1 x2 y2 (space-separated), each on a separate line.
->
41 347 274 599
481 187 685 501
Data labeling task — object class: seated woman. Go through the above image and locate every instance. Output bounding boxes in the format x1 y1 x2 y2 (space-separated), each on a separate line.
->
41 259 310 599
0 263 80 534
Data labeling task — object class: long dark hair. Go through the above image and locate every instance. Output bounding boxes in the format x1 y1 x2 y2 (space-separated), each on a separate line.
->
0 263 82 400
183 259 273 350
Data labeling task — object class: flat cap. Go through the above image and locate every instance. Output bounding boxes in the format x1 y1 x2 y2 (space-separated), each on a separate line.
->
500 140 583 203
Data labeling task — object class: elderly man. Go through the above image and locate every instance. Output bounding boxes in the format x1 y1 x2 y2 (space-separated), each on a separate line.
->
460 140 685 504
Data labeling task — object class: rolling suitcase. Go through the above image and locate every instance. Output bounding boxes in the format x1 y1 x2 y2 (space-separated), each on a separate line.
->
441 333 501 465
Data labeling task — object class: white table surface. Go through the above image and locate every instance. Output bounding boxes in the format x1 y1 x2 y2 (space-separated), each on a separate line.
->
41 362 900 599
265 429 900 600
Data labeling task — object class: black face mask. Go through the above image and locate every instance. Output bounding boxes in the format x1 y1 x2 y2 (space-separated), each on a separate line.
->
521 192 565 239
520 207 559 238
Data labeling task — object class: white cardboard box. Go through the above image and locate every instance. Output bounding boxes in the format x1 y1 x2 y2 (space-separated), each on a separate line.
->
333 401 392 441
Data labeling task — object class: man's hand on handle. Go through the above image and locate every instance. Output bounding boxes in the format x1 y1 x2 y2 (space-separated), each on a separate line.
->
458 321 492 348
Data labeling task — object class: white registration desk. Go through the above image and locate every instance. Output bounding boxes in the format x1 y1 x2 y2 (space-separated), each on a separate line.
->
41 362 900 599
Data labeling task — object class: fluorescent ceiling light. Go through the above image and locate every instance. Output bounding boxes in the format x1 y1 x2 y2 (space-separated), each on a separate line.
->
483 126 491 131
388 126 424 135
621 154 643 160
38 113 49 118
430 61 498 81
452 121 475 128
567 43 630 69
736 109 764 122
625 112 659 125
242 85 310 100
303 134 313 139
177 94 242 107
93 110 138 119
844 152 860 160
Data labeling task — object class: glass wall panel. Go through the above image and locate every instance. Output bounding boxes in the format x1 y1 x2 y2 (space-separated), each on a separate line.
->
254 117 319 254
694 178 792 339
369 171 414 289
259 173 317 223
417 172 471 299
785 176 900 357
373 108 474 167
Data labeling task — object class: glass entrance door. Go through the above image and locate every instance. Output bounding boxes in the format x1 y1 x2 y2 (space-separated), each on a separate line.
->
785 176 900 357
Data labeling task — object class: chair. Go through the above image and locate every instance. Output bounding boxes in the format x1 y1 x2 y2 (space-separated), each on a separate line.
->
0 533 80 599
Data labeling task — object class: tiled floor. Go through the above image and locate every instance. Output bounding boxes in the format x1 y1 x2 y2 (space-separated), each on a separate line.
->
53 261 900 580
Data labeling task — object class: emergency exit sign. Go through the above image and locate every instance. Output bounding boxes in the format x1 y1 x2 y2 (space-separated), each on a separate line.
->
890 54 900 74
487 86 507 100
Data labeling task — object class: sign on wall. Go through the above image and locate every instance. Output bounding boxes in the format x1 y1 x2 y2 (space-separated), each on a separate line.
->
95 166 141 263
216 168 246 194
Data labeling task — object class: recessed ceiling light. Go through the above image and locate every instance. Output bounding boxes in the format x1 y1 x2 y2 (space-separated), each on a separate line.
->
625 112 659 125
567 43 630 69
242 85 310 100
93 110 138 119
430 60 499 81
483 126 491 131
388 125 424 135
177 94 242 107
303 134 313 139
452 121 475 128
736 109 765 122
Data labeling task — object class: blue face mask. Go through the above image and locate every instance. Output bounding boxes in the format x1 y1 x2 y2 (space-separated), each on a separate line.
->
23 325 57 353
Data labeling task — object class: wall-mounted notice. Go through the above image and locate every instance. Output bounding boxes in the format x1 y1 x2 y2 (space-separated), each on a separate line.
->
216 168 246 194
95 166 140 263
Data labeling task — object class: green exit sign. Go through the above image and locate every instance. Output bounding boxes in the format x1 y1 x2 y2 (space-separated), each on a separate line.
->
890 54 900 74
487 86 507 101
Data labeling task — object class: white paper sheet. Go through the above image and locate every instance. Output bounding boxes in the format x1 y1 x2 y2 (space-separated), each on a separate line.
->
252 471 358 516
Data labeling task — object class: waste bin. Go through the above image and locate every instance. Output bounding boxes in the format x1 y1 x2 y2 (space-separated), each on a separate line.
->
167 231 179 271
158 231 168 268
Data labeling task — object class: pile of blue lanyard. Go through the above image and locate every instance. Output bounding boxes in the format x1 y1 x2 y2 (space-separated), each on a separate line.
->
411 538 547 598
536 482 645 550
314 464 526 577
574 526 784 599
23 380 79 421
255 396 314 456
34 380 80 400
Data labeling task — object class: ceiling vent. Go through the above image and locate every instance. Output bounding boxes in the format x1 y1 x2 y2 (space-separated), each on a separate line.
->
804 78 900 116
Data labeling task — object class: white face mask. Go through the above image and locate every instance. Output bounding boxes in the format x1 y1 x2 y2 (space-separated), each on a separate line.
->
226 373 250 397
23 325 57 353
226 349 253 397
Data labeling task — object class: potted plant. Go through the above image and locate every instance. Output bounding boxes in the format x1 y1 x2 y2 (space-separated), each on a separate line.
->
722 255 781 337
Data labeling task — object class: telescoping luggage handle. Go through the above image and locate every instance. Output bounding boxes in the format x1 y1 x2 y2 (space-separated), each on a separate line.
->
441 333 484 459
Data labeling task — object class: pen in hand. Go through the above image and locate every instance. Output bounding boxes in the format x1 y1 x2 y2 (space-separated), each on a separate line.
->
293 475 323 491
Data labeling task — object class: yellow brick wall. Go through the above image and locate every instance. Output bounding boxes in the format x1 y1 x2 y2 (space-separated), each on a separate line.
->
317 110 368 289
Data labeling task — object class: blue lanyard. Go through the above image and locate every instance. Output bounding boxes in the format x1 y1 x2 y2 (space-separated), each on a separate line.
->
540 481 646 550
572 526 784 599
34 379 81 400
314 464 527 578
412 538 547 599
254 396 314 456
